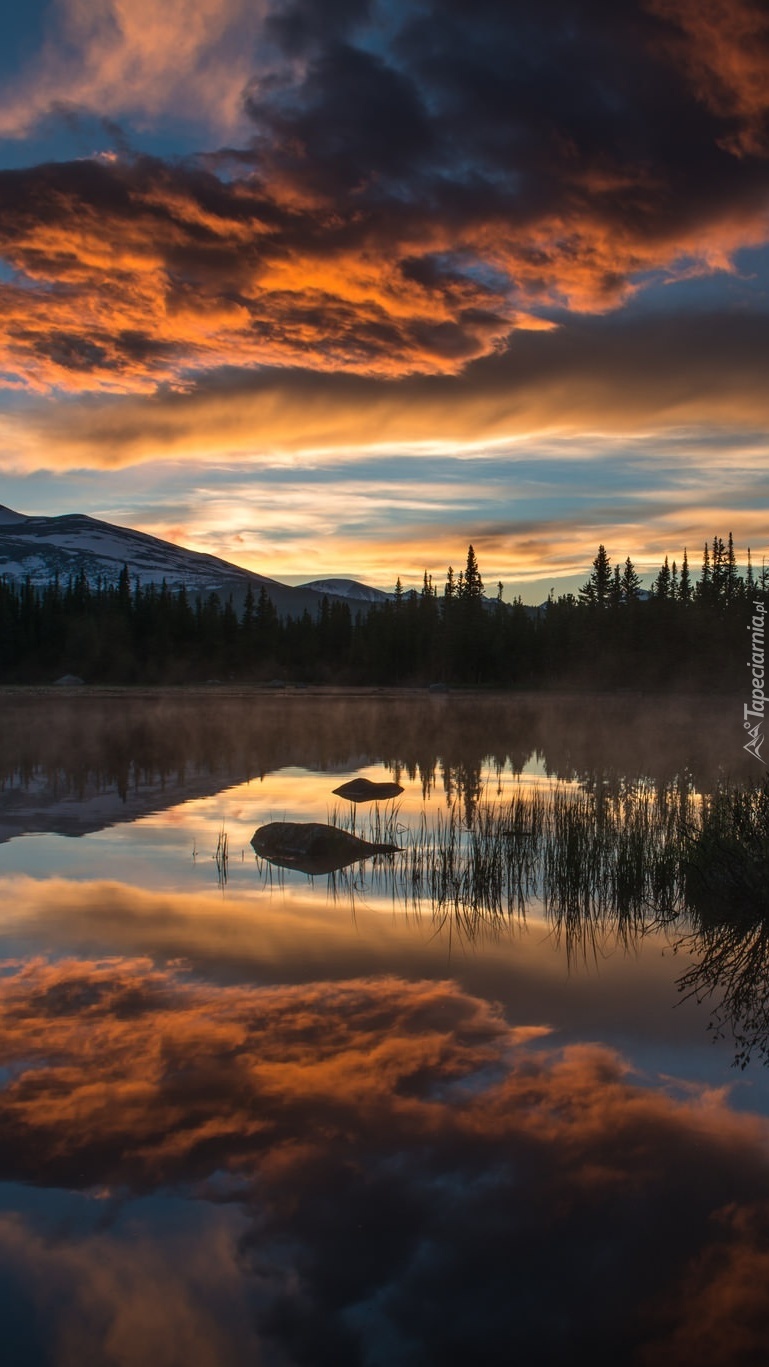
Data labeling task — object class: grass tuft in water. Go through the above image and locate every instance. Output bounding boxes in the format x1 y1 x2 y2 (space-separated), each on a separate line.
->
215 826 229 885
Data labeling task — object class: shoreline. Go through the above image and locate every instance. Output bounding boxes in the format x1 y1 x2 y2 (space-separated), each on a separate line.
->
0 682 744 702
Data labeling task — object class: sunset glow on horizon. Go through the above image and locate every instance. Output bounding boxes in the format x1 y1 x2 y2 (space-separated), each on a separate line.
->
1 0 769 597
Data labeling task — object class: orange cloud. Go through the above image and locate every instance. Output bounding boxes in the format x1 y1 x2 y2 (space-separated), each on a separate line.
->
4 305 769 493
0 957 758 1186
0 961 508 1185
0 159 518 394
0 0 269 141
639 1200 769 1365
0 123 766 398
0 1 768 415
0 1210 256 1366
650 0 769 156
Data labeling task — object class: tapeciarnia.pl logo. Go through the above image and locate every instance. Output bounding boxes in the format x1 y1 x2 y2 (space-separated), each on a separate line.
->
744 598 767 762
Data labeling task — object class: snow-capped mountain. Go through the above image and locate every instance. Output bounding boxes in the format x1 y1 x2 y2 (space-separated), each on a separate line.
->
0 505 348 617
299 578 394 604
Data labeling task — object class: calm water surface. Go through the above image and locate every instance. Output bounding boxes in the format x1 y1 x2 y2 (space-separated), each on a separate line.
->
1 689 768 1366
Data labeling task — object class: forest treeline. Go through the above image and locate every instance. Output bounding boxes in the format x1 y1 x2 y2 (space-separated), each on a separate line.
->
0 537 765 689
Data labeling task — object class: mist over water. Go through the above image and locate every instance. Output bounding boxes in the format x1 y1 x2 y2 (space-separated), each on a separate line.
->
1 688 768 1365
0 688 753 833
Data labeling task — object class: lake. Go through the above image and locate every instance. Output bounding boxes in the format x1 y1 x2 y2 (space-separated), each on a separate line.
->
1 687 768 1366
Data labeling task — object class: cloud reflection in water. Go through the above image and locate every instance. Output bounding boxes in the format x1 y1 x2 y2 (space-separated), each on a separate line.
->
1 957 769 1363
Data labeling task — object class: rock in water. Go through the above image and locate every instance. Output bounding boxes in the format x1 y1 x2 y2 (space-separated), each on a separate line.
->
332 777 404 803
251 821 400 875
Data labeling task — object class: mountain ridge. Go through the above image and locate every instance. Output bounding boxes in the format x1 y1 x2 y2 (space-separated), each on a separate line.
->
0 504 387 617
0 504 542 611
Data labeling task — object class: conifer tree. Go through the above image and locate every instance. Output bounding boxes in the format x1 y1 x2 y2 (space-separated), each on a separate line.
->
117 564 131 610
679 549 692 604
654 555 671 600
241 584 255 631
697 542 711 601
711 535 725 601
461 544 484 599
620 557 641 602
725 531 736 604
580 545 612 607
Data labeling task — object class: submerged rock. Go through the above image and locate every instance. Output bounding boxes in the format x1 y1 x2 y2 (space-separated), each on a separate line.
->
332 777 404 803
251 820 400 876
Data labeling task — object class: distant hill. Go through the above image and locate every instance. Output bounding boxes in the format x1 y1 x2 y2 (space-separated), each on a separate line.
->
0 504 353 618
299 577 394 604
301 578 519 609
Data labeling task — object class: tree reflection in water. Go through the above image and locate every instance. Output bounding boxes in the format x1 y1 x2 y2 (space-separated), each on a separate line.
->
323 776 769 1067
677 780 769 1069
3 690 768 1063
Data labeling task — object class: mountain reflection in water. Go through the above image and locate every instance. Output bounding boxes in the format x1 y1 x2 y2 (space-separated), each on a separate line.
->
1 689 769 1365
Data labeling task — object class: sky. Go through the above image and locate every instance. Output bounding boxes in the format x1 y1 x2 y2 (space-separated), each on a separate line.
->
0 0 768 600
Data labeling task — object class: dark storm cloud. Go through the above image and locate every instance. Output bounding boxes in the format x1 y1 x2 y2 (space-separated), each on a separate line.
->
264 0 376 57
251 0 769 261
245 40 435 196
0 0 767 396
